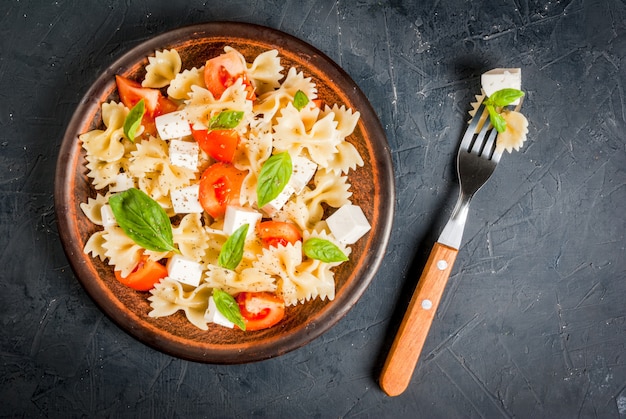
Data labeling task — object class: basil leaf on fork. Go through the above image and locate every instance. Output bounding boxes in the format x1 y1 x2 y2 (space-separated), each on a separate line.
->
484 88 524 107
483 88 525 133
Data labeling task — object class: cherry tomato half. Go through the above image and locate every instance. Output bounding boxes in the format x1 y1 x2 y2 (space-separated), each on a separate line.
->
114 256 168 291
204 50 255 100
256 221 302 249
115 75 178 135
191 127 239 163
236 292 285 331
198 162 247 219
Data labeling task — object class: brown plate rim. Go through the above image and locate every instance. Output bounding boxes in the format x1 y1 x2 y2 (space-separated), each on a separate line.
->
54 22 395 364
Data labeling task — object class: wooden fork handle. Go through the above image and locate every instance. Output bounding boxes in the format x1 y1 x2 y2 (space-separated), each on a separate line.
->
379 242 458 397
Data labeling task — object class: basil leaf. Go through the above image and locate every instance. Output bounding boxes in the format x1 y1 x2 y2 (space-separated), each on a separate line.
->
257 152 292 208
209 110 244 130
108 188 178 253
213 289 246 331
303 237 349 263
293 90 309 111
218 224 249 270
123 99 145 143
484 88 524 107
487 105 507 133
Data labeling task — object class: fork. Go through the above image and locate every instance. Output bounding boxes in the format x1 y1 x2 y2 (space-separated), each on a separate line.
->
379 101 502 397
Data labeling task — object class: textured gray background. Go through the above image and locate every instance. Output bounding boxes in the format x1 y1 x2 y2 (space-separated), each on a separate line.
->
1 0 625 417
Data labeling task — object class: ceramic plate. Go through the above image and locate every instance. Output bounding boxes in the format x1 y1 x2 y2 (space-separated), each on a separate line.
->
55 22 394 363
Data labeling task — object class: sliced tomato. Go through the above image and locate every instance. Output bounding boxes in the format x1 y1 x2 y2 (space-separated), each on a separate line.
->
256 221 302 248
204 50 255 100
236 292 285 331
191 127 239 163
115 75 178 135
114 256 168 291
198 162 247 219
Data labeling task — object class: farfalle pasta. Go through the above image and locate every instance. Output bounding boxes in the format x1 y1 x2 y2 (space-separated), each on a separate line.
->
80 101 128 162
79 46 371 332
143 49 182 89
167 67 205 100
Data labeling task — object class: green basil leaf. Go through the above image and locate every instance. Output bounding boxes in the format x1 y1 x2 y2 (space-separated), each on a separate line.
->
293 90 309 111
218 224 249 270
108 188 178 253
487 105 507 133
303 237 349 263
484 88 524 107
123 99 145 143
209 110 244 130
213 289 246 331
256 152 292 208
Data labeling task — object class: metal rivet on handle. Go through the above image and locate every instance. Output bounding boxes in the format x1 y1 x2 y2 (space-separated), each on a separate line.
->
421 299 433 310
436 260 448 270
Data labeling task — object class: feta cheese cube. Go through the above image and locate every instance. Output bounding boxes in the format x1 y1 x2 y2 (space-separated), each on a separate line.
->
166 254 203 287
326 204 371 244
155 110 191 140
289 155 317 194
204 296 234 328
170 184 204 214
481 68 522 105
100 204 116 227
108 172 135 192
169 139 199 171
261 184 295 217
223 205 262 238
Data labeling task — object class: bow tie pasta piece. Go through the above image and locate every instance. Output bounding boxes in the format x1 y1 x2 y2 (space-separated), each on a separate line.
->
496 110 529 153
243 48 284 95
203 264 277 296
167 67 206 100
253 67 317 123
80 101 128 163
149 278 214 330
184 81 253 129
142 49 182 89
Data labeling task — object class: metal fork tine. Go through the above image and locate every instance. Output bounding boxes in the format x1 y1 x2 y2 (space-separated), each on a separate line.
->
470 123 490 155
459 103 487 151
482 127 498 159
492 144 503 163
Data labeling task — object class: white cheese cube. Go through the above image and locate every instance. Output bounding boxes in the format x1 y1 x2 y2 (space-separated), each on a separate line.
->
166 254 203 287
155 110 191 140
326 204 371 244
170 184 204 214
223 205 262 238
169 139 199 171
204 296 234 328
100 204 116 227
261 184 295 217
289 155 317 194
108 172 135 192
481 68 522 105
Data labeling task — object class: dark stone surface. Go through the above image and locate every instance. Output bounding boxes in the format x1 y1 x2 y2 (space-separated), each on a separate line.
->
1 0 625 417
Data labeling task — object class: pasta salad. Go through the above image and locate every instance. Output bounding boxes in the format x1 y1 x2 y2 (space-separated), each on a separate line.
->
79 46 371 332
